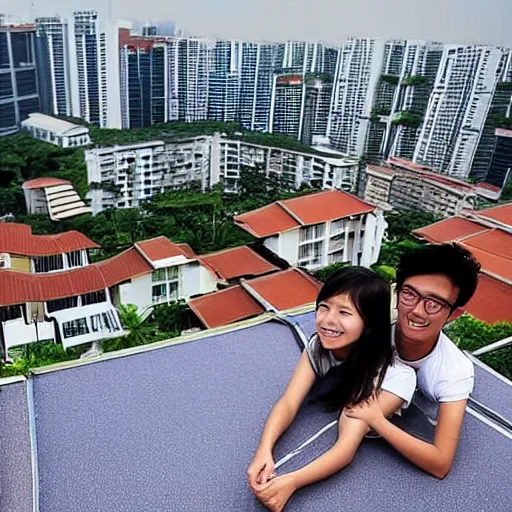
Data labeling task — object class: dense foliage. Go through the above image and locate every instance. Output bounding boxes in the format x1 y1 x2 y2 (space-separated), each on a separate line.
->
446 314 512 380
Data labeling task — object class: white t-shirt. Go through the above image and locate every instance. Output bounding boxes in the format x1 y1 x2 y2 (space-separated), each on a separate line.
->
305 334 417 408
394 326 474 420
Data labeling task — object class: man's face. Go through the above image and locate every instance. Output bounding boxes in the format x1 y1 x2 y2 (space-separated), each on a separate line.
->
397 273 460 347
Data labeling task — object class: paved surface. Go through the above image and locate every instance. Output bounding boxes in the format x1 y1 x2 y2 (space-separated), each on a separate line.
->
0 380 33 512
5 317 512 512
471 360 512 421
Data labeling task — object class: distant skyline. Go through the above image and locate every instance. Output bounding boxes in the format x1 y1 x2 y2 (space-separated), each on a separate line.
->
2 0 512 46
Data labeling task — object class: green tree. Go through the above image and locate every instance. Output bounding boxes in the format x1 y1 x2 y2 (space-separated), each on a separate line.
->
313 262 349 282
445 314 512 380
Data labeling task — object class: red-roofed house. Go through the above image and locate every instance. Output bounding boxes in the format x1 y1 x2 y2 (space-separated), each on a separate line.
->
188 268 322 329
234 190 386 270
412 210 512 325
23 177 92 221
200 246 279 281
188 286 265 329
0 222 99 273
467 203 512 231
412 217 489 244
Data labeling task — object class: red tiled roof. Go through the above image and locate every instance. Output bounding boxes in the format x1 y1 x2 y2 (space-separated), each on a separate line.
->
200 246 278 281
413 218 489 244
462 229 512 262
459 239 512 282
0 223 99 256
0 266 108 305
388 157 437 173
476 182 500 192
96 247 152 285
463 274 512 324
188 286 265 328
22 177 71 190
247 268 322 311
0 247 153 306
495 128 512 138
136 237 191 262
280 190 374 226
234 203 300 238
366 164 397 177
234 190 375 238
176 243 197 260
472 203 512 228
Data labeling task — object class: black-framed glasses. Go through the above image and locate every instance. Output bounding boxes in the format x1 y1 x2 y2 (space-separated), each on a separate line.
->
398 285 454 315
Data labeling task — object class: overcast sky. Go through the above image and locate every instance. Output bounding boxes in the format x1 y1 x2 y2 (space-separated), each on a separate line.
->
2 0 512 46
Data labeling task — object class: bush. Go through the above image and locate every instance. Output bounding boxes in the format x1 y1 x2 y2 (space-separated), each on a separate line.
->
313 262 349 283
445 314 512 380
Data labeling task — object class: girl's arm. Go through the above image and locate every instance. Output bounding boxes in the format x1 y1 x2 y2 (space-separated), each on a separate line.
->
255 391 406 512
247 351 317 489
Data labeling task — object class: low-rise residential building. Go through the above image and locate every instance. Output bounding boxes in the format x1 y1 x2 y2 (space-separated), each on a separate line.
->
22 177 92 220
234 189 387 270
364 157 503 217
413 203 512 325
0 222 98 273
21 113 91 147
86 134 359 214
188 268 322 329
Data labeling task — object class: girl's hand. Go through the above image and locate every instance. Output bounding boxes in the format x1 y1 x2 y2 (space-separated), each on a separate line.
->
254 473 297 512
247 449 275 491
345 395 384 427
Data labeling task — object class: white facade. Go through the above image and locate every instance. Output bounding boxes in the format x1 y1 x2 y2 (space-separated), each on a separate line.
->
413 45 504 178
86 135 360 213
328 38 385 156
262 211 387 271
22 113 90 147
35 16 74 117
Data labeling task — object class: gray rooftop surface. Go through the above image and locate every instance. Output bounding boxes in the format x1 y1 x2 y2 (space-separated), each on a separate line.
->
1 316 512 512
0 380 34 512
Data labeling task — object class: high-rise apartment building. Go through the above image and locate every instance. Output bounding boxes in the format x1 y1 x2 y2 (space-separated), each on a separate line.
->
413 45 504 178
485 128 512 187
364 40 443 162
0 23 40 136
119 31 168 128
35 16 75 117
208 40 242 122
71 11 125 128
238 42 278 132
270 41 338 139
328 38 384 156
168 37 212 122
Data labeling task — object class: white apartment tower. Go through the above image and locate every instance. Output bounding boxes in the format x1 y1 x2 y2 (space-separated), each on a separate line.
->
328 38 385 156
413 45 504 178
70 11 124 128
35 16 76 117
168 37 212 122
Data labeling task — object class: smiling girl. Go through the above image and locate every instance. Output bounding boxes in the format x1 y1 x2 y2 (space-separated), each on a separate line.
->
247 267 416 512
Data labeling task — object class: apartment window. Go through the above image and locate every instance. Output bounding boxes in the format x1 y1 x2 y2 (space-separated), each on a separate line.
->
47 296 78 313
63 318 89 338
300 223 325 243
33 255 64 273
67 250 84 268
152 283 167 303
0 305 22 322
152 269 166 282
81 290 107 306
298 241 324 268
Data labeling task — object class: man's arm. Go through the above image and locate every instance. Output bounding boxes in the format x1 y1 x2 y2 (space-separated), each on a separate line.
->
346 399 467 479
254 391 405 512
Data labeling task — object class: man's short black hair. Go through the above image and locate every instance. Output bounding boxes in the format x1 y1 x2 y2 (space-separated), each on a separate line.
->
396 243 481 309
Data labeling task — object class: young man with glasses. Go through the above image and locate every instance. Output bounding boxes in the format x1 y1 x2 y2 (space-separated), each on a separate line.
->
346 243 481 479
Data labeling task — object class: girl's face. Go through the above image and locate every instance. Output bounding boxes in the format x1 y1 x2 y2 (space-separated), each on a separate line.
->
315 292 365 359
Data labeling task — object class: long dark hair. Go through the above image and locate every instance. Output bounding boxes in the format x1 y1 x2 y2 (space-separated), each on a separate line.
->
312 266 394 410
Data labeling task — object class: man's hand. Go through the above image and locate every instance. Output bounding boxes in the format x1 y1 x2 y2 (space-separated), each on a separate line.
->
247 449 275 490
345 395 385 428
254 473 297 512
